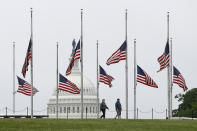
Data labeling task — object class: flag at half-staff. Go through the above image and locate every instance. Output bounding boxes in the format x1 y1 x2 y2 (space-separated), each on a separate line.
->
59 73 80 94
17 76 38 96
66 40 80 75
22 38 32 77
173 66 188 92
106 41 126 65
137 65 158 88
157 41 170 72
99 65 114 87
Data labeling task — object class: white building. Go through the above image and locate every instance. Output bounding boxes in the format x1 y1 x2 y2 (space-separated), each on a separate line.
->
47 59 98 118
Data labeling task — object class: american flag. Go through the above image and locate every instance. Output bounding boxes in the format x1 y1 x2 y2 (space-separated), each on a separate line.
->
106 41 126 65
59 73 80 94
17 76 38 96
137 65 158 88
157 41 170 72
173 66 188 92
66 40 80 75
22 38 32 78
99 65 114 87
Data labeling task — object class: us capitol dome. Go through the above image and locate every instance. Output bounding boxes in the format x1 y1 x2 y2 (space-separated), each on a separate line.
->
47 43 98 118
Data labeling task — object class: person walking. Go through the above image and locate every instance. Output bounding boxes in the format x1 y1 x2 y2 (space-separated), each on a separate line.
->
115 98 122 119
100 99 109 119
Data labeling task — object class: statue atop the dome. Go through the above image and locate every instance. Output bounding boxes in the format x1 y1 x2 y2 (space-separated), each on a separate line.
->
71 39 76 57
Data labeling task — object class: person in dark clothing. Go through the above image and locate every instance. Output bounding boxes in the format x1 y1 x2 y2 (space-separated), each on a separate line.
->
100 99 109 119
115 98 122 119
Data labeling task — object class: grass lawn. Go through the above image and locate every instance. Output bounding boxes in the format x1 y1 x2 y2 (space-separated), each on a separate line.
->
0 119 196 131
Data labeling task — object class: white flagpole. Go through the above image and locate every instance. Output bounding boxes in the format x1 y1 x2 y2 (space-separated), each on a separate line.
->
167 12 171 119
30 8 34 119
80 9 84 119
125 9 129 119
13 42 15 114
96 40 99 119
170 37 173 118
134 39 137 119
56 42 59 119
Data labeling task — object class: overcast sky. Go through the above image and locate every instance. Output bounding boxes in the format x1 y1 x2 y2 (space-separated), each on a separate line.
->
0 0 196 119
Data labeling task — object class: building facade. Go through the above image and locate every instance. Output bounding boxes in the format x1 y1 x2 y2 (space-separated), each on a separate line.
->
47 59 98 118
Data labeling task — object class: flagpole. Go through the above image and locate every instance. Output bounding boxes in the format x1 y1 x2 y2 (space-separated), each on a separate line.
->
125 9 128 119
30 7 34 119
96 40 99 119
80 9 84 119
134 39 137 119
170 37 173 118
13 42 15 114
56 42 59 119
167 11 171 119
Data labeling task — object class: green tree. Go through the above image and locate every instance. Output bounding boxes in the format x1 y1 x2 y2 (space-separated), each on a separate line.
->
173 88 197 118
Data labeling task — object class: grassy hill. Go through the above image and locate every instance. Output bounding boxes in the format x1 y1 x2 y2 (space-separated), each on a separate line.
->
0 119 197 131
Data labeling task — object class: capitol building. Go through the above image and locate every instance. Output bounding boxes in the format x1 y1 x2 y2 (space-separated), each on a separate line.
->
47 59 98 118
